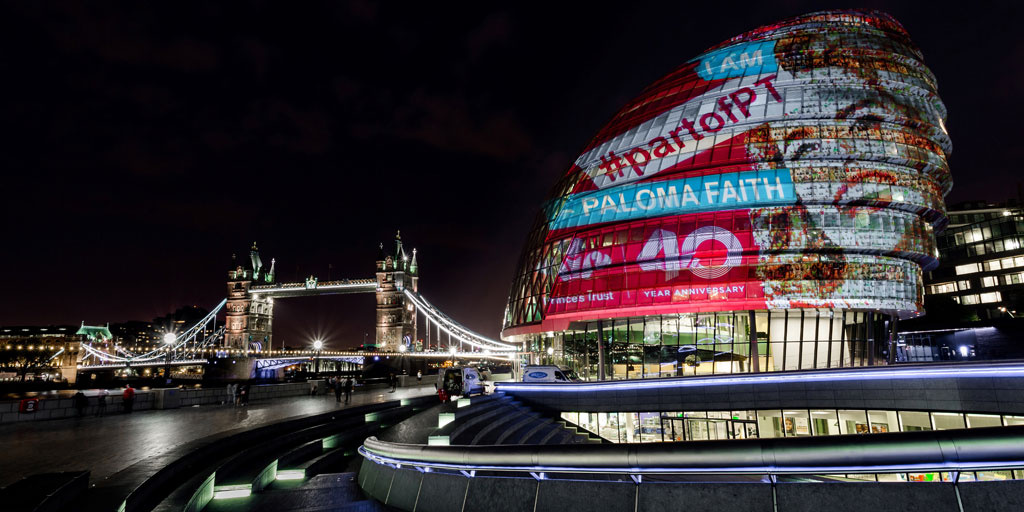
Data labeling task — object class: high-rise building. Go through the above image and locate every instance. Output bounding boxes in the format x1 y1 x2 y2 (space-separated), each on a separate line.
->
922 201 1024 321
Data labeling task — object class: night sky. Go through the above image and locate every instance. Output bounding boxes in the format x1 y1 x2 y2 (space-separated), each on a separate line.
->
3 1 1021 348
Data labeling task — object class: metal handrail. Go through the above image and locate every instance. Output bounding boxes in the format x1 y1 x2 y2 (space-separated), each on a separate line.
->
360 426 1024 475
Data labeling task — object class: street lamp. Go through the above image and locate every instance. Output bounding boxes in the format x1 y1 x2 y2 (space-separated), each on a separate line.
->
163 332 176 385
312 339 323 377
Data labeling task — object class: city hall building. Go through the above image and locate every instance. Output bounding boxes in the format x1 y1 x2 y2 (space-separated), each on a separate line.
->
351 11 1024 509
501 9 950 380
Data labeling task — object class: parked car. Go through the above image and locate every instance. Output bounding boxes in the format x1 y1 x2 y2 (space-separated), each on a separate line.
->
436 366 484 400
521 365 581 383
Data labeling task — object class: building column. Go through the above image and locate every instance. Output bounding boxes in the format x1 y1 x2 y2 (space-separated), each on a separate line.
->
597 320 606 381
748 310 759 373
888 315 899 365
866 312 876 366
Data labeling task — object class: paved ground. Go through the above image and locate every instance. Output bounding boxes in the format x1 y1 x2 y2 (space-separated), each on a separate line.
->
0 384 438 488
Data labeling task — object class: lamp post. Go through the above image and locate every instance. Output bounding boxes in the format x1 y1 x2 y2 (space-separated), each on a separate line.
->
313 339 323 377
163 332 176 385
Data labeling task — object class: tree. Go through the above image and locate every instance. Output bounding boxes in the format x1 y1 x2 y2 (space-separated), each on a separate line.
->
0 349 59 382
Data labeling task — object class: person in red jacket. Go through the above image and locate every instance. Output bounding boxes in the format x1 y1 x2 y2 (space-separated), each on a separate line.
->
122 385 135 413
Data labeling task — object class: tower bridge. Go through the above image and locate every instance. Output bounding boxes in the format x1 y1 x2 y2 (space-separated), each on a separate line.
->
73 232 516 378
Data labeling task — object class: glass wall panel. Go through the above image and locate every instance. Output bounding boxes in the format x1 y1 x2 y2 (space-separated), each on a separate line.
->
636 412 662 442
754 311 770 372
626 342 643 379
678 314 698 376
561 412 579 425
663 412 685 441
899 411 932 431
1004 415 1024 426
783 410 813 437
839 410 869 434
867 410 898 433
610 319 628 380
811 410 840 435
931 412 966 430
966 414 1002 428
977 471 1014 481
622 412 638 443
576 408 1019 444
786 311 802 371
757 410 784 438
768 312 787 372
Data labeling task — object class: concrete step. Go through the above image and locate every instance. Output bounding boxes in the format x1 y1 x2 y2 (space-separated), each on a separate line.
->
433 395 512 437
207 472 381 512
0 471 89 512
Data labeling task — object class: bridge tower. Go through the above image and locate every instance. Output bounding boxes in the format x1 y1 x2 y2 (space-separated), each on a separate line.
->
225 243 275 349
375 231 418 351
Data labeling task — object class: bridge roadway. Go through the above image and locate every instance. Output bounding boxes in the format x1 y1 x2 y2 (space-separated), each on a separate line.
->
0 384 437 489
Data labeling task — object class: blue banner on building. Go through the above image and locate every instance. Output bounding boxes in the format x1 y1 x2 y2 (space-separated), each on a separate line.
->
695 40 778 81
548 168 795 230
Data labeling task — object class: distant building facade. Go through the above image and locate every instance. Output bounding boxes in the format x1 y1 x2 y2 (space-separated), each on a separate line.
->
922 201 1024 322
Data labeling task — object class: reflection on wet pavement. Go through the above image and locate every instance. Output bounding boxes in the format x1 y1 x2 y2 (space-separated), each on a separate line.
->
0 385 437 487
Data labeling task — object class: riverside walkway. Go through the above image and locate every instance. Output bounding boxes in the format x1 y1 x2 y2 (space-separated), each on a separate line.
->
0 384 437 488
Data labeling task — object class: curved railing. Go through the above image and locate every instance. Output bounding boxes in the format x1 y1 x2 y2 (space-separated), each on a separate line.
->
360 425 1024 476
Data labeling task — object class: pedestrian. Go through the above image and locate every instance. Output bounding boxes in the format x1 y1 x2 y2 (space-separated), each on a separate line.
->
122 385 135 413
73 391 88 417
389 373 397 392
334 377 342 403
417 370 422 383
343 377 353 404
239 383 249 406
226 382 236 406
96 389 108 416
309 380 318 396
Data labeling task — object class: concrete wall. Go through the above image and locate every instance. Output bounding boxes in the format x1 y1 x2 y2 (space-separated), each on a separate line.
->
359 457 1024 512
0 392 155 423
500 370 1024 417
0 381 319 424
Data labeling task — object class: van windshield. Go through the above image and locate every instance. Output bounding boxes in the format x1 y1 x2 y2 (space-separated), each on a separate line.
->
561 370 580 381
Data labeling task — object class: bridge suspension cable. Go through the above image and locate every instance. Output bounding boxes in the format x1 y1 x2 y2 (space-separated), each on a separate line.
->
403 289 516 351
79 299 228 367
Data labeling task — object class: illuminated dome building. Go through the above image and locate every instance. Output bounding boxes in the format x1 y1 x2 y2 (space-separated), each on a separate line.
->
502 10 951 379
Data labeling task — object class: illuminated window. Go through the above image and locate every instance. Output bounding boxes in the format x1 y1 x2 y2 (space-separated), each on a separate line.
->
981 276 998 288
979 292 1002 304
955 263 980 275
960 295 980 305
929 282 956 294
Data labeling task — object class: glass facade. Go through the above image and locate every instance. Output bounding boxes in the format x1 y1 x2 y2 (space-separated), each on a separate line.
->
503 11 949 378
528 310 890 379
561 409 1024 481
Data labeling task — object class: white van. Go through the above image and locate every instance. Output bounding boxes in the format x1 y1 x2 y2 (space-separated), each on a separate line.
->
521 365 581 383
437 367 484 398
